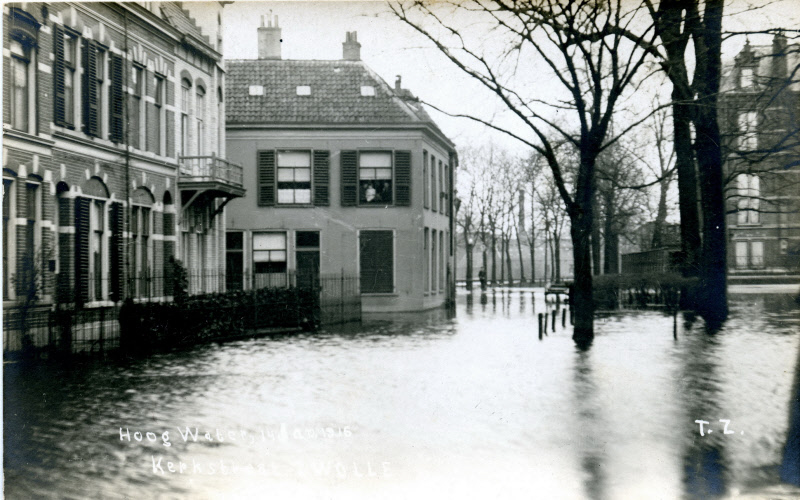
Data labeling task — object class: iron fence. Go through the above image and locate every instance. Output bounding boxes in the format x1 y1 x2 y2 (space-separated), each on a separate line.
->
5 269 361 359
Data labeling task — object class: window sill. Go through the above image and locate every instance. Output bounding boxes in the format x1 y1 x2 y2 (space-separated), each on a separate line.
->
276 204 314 208
361 292 398 297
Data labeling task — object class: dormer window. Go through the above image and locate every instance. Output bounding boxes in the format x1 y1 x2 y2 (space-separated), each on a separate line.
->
360 86 375 96
296 85 311 96
249 85 264 96
740 67 754 88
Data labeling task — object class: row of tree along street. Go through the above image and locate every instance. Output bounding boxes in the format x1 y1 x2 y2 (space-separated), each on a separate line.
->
392 0 800 345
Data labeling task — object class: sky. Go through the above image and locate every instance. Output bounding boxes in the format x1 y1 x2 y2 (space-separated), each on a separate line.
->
222 0 800 158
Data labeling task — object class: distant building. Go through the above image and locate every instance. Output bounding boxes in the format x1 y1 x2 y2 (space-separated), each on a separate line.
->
225 18 457 312
719 34 800 282
3 2 242 348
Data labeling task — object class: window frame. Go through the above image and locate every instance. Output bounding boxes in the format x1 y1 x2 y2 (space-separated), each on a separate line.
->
252 231 288 287
276 150 313 206
62 31 78 127
3 178 16 301
181 78 192 157
195 85 205 155
736 174 760 225
358 151 394 206
738 111 758 151
9 39 33 133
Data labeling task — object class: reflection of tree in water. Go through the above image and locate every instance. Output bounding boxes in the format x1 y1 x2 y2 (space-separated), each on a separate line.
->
678 317 728 499
571 348 608 500
780 346 800 486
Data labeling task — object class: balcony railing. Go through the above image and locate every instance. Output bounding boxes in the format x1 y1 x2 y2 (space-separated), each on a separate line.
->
179 155 243 188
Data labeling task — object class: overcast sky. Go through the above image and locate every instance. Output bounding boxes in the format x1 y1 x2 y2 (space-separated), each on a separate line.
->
222 1 800 155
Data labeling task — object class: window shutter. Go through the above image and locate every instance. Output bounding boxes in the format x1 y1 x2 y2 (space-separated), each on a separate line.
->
394 150 411 206
109 54 124 143
53 24 66 126
74 197 91 305
257 150 275 206
82 40 98 136
313 150 330 206
340 150 358 206
109 202 124 301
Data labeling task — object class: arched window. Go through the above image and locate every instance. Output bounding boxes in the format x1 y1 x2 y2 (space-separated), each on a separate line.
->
217 87 224 155
196 86 206 155
181 78 192 156
131 187 154 297
77 177 109 302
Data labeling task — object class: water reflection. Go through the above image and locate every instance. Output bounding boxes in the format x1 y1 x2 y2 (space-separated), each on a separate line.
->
4 289 799 499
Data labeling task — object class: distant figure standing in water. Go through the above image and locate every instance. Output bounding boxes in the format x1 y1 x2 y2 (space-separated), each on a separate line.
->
478 267 487 291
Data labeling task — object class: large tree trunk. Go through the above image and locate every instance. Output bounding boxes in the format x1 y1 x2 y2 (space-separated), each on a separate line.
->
570 213 594 346
693 0 728 327
673 100 702 277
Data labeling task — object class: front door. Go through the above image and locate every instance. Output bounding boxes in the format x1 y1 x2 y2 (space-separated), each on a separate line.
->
296 251 320 290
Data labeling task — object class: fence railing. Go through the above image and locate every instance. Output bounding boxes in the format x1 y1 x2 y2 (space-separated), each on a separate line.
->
178 155 244 187
5 269 362 359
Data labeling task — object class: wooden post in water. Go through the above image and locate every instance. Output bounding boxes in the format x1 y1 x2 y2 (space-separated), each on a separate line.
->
552 309 557 332
538 313 543 339
562 308 567 328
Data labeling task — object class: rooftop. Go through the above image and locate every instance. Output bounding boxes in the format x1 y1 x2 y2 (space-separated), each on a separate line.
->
225 58 445 132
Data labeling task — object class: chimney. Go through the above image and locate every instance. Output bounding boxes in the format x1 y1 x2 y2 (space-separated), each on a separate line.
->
258 12 281 60
772 31 787 81
395 75 402 91
342 31 361 61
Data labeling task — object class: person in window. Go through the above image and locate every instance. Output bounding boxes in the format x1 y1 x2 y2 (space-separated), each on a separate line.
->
365 183 376 203
379 181 391 203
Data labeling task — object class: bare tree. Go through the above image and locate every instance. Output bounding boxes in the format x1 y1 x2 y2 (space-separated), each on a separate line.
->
392 0 659 342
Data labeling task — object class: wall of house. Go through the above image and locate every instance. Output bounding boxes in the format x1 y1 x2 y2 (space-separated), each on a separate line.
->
226 127 455 312
3 2 230 313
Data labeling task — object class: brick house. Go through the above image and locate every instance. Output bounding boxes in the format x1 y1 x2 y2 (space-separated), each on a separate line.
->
3 2 243 351
720 34 800 282
225 19 457 312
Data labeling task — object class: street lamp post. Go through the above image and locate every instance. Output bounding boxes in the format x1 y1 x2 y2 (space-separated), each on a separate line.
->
466 236 474 291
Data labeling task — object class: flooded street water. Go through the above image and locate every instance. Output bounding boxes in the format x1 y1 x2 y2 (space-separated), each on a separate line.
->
4 288 800 499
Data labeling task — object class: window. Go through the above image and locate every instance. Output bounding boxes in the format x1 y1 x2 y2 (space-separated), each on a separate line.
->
430 155 437 211
90 199 105 300
181 79 191 156
439 231 444 291
131 66 143 149
131 205 152 297
277 151 312 204
249 85 264 96
751 241 764 267
253 232 287 287
740 67 753 88
360 86 375 96
359 152 392 205
780 239 789 255
423 151 429 209
360 230 393 294
439 160 444 214
3 179 13 299
738 111 758 150
196 86 205 155
431 229 437 293
151 74 164 154
10 40 31 132
735 240 765 269
296 85 311 96
424 227 429 293
62 34 77 125
736 174 760 225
